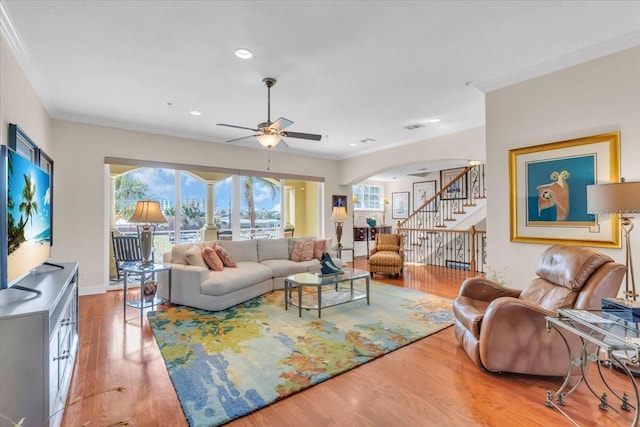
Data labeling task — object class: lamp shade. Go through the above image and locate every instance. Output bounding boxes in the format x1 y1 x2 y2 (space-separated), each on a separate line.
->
587 182 640 215
331 206 349 221
129 201 168 224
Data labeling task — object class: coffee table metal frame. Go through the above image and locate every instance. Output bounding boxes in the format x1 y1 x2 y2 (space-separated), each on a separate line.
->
284 268 370 318
545 309 640 426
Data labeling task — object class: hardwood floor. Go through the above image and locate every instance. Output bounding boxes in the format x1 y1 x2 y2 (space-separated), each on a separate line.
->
62 259 634 426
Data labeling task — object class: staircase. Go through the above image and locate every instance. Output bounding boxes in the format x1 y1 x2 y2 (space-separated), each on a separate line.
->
397 164 487 273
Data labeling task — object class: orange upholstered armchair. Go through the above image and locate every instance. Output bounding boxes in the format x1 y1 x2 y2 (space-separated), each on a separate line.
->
453 245 625 376
369 233 404 278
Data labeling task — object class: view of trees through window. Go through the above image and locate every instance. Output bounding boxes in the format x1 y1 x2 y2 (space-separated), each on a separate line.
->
113 167 282 244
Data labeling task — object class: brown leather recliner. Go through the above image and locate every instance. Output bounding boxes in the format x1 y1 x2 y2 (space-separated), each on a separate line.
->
453 245 626 376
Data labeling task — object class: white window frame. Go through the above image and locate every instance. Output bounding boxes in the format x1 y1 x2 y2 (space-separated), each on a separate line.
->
352 184 383 211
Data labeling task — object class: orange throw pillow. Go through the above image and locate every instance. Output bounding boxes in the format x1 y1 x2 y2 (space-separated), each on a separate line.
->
214 244 237 268
313 239 327 260
202 246 224 271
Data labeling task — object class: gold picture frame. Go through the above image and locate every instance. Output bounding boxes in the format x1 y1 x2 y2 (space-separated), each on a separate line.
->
509 132 620 247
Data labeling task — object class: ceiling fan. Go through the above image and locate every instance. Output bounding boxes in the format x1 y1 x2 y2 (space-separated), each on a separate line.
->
217 77 322 149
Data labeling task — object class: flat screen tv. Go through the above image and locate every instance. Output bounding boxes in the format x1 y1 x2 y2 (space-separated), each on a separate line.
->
0 144 52 291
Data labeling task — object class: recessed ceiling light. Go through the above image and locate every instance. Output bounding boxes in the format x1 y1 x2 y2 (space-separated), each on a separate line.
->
190 110 202 116
349 143 357 146
235 48 253 59
428 118 441 123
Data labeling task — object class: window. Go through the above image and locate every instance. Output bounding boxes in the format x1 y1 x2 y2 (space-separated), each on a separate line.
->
352 185 382 210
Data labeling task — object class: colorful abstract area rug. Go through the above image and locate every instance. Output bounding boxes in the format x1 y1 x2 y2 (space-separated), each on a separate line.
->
148 282 454 426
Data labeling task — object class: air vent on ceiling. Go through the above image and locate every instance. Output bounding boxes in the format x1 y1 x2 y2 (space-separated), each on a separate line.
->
405 123 425 130
359 138 376 144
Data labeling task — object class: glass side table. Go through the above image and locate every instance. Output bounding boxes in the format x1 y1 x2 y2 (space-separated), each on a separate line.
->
545 309 640 426
122 263 172 325
333 246 355 263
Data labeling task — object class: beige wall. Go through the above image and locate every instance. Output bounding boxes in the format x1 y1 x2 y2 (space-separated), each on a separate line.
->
486 46 640 290
51 120 343 291
0 36 52 152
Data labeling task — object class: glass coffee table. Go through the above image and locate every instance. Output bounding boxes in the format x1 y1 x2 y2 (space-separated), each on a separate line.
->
284 268 370 318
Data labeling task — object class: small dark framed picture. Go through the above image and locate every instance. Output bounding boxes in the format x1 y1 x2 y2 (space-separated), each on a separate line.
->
332 194 347 214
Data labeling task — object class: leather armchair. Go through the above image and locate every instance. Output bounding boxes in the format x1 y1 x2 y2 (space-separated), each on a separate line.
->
453 245 626 376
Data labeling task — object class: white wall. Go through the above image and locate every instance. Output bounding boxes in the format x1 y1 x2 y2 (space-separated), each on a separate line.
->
339 127 486 185
486 46 640 289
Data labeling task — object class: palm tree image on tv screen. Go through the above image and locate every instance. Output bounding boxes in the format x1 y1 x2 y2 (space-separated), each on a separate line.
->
6 149 52 283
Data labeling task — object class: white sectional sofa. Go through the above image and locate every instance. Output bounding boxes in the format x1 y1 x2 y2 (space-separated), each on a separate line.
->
157 237 340 311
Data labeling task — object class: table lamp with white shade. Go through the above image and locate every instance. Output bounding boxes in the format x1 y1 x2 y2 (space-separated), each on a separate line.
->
331 206 349 248
129 200 168 266
587 180 640 313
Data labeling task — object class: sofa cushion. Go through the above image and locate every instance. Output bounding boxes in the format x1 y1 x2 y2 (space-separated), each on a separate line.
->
260 259 309 277
217 239 258 263
184 245 208 268
214 244 237 268
288 236 314 258
171 242 205 265
257 238 290 262
291 240 314 261
201 262 273 296
202 246 224 271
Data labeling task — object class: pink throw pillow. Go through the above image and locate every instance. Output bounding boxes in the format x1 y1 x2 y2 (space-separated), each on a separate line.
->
214 244 237 268
202 246 224 271
313 239 327 260
291 240 314 262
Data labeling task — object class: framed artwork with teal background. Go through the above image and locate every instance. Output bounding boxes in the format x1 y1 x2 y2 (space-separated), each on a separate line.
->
510 132 621 248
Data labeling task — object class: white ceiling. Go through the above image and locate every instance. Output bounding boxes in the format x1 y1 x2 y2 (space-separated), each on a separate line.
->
2 1 640 179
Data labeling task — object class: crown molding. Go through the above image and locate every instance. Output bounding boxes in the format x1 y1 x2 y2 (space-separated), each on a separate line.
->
0 1 46 104
472 31 640 93
0 1 30 68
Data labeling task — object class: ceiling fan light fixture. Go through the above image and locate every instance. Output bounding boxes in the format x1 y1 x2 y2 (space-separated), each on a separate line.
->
257 133 280 148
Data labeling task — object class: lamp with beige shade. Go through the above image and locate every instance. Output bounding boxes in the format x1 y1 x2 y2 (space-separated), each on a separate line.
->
331 206 349 248
129 200 168 266
587 180 640 314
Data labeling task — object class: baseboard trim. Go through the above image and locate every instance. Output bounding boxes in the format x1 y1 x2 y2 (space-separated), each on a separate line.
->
79 286 107 296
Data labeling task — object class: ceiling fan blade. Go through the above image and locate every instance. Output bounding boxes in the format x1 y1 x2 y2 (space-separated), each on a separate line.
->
281 131 322 141
271 117 294 131
226 134 258 143
217 123 259 132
